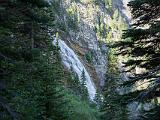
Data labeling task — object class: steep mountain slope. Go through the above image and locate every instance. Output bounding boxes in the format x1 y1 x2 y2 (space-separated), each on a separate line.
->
55 0 130 97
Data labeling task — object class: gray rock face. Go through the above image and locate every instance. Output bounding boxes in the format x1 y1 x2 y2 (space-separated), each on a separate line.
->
60 0 131 89
92 43 108 87
58 0 154 119
127 102 155 120
71 21 108 87
62 0 109 87
112 0 131 24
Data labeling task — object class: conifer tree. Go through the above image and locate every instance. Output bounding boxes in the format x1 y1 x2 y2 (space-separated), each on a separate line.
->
0 0 69 119
94 89 103 109
0 0 50 119
114 0 160 119
0 0 101 120
80 70 89 101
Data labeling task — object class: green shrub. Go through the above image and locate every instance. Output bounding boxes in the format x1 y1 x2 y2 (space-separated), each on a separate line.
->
85 51 93 63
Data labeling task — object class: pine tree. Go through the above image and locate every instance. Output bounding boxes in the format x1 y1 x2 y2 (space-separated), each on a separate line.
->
67 67 82 97
140 105 160 120
0 0 102 120
113 0 160 118
80 70 89 101
0 0 50 119
0 0 70 119
94 89 103 109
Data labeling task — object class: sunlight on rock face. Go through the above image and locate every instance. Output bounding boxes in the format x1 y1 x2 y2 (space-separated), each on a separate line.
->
122 0 132 20
157 97 160 104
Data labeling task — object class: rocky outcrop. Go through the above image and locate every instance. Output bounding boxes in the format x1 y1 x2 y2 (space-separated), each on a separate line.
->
59 0 130 93
62 0 109 88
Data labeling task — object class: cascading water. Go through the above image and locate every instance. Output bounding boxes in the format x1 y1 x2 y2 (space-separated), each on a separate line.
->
53 38 96 100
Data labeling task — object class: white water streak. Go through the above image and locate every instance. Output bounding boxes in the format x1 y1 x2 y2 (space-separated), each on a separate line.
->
53 38 96 100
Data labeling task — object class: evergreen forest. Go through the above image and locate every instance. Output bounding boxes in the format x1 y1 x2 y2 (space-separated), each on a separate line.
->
0 0 159 120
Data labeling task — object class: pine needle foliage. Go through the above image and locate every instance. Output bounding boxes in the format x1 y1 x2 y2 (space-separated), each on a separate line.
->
113 0 160 119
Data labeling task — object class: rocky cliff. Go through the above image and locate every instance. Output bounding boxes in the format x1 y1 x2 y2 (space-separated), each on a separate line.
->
51 0 157 119
53 0 130 98
58 0 130 90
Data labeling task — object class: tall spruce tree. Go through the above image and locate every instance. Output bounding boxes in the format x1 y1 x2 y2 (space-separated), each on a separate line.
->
0 0 50 119
0 0 69 119
80 70 89 101
114 0 160 119
0 1 102 120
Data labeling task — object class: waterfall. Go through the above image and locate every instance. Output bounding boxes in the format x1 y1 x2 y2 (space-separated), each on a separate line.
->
53 38 96 100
